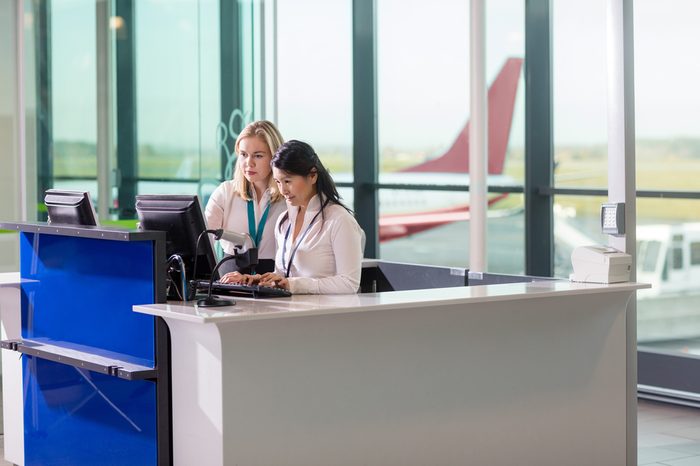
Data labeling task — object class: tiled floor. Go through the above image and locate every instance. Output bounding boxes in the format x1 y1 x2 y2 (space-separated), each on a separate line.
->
0 399 696 465
639 399 700 465
0 435 8 466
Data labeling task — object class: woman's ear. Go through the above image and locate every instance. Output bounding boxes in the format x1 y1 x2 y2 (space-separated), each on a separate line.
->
309 168 318 185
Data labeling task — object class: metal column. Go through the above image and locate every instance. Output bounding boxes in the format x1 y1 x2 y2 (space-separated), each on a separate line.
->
220 0 243 179
96 0 113 221
524 0 554 277
115 0 137 219
352 0 378 258
606 0 637 464
469 0 488 271
34 0 53 220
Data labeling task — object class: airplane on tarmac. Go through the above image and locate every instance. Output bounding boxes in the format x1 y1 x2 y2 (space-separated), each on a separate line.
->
376 57 523 242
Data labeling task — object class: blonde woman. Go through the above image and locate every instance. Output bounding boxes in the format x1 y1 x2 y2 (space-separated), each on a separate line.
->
205 120 286 274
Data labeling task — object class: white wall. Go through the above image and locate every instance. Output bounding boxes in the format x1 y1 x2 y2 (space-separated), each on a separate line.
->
0 1 20 272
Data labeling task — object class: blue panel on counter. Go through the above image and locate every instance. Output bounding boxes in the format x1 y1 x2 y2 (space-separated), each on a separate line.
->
19 232 156 364
23 357 157 466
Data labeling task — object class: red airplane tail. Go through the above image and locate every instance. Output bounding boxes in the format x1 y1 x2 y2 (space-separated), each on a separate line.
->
400 57 523 175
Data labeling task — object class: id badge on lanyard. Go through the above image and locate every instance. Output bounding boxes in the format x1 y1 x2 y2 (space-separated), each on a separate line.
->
247 200 270 247
281 201 327 278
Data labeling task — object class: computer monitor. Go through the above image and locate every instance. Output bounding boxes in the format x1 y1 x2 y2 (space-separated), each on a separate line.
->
135 194 217 284
44 189 98 226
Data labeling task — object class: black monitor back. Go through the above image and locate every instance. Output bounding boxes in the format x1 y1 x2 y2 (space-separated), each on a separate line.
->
135 194 217 281
45 189 98 226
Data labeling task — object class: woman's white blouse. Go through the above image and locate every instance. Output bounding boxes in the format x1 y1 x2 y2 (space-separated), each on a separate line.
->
274 195 363 294
205 181 286 258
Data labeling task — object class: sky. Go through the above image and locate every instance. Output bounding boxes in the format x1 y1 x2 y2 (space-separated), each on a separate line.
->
41 0 700 154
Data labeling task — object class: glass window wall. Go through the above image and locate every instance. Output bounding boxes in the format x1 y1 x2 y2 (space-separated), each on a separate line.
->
135 0 222 205
276 0 353 200
636 198 700 347
50 0 98 198
552 0 608 190
634 1 700 355
551 0 608 278
376 0 524 271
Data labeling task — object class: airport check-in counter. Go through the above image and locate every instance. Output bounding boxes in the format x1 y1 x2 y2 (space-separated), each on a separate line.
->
0 222 171 466
137 261 646 466
0 222 648 466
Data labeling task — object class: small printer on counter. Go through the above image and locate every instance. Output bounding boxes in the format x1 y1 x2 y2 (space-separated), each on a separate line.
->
570 245 632 284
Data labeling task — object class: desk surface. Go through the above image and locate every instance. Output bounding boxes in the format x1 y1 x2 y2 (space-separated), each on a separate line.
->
133 280 648 324
0 221 164 242
0 273 37 287
0 273 20 286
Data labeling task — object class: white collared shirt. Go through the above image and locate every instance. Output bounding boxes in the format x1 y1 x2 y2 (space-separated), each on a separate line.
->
205 180 286 258
274 194 363 294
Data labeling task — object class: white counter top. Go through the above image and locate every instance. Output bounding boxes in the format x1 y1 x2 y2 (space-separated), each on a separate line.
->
0 272 31 287
133 280 649 324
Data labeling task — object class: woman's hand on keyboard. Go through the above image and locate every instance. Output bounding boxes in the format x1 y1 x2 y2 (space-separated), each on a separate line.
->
219 271 243 284
258 272 289 290
220 272 261 285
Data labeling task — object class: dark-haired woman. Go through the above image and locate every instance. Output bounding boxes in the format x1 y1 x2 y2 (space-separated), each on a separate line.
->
220 140 363 294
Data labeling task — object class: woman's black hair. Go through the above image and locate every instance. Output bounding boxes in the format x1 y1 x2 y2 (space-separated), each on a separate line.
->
272 140 351 228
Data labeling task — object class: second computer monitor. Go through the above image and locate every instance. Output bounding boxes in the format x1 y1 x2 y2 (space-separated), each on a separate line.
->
135 194 217 281
44 189 98 226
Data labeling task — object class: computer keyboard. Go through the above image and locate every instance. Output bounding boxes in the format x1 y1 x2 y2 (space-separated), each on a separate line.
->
192 279 292 298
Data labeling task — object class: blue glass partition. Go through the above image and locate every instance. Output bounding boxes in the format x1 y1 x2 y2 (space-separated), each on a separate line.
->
19 232 156 363
23 358 157 466
1 223 168 466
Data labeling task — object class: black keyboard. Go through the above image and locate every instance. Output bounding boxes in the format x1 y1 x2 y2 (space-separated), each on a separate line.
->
193 280 292 298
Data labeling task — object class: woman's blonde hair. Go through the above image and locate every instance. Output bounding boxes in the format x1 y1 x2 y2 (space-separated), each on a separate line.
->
232 120 284 202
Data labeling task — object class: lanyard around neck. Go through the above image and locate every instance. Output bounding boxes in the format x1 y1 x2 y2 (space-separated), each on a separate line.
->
281 200 328 278
247 199 271 248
